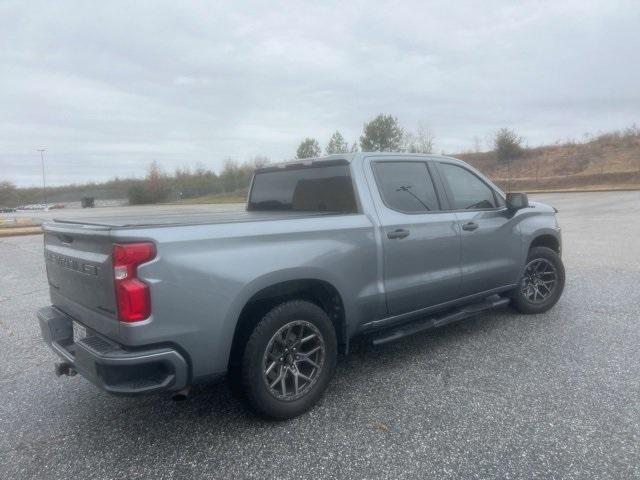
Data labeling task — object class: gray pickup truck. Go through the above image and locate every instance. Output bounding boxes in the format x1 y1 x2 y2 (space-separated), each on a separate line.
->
38 153 564 419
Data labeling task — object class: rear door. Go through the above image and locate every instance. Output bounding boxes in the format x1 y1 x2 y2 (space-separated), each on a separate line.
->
369 158 462 316
435 161 522 297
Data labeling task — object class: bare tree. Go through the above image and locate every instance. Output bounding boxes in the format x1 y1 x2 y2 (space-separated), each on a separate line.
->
473 136 482 153
249 155 270 168
403 123 435 153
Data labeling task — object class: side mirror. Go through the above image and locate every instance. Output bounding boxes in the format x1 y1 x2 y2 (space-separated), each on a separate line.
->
506 192 529 211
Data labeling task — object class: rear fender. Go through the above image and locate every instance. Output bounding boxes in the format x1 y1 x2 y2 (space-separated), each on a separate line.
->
220 267 353 364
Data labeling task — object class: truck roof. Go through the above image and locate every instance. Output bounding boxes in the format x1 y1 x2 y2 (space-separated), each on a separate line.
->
255 152 460 172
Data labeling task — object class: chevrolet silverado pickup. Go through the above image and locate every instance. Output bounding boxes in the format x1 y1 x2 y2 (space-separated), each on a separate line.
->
38 152 564 419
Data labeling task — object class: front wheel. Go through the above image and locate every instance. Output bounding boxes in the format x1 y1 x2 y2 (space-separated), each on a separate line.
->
241 300 337 419
510 246 565 314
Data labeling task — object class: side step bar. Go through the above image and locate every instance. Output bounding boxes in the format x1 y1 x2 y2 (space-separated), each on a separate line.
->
371 295 510 346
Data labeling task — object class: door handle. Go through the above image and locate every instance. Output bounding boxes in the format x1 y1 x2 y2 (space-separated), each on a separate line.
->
462 221 479 231
387 228 410 239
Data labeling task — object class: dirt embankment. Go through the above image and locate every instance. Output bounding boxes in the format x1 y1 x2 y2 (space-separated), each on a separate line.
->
458 130 640 191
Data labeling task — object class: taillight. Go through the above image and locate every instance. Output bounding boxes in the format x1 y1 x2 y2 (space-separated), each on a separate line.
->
112 242 156 322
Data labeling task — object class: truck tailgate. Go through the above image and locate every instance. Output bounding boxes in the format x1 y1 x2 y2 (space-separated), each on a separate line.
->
43 223 120 340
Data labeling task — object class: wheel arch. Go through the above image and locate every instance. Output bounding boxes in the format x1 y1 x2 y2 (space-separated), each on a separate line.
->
528 233 561 254
226 273 350 371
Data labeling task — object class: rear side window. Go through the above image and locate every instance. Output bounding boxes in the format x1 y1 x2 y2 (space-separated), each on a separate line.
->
439 163 497 210
374 162 440 213
248 164 357 213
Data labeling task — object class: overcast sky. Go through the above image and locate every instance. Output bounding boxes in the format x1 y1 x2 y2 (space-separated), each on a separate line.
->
1 0 639 187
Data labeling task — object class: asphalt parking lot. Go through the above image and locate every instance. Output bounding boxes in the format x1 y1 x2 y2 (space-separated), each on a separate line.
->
1 191 639 479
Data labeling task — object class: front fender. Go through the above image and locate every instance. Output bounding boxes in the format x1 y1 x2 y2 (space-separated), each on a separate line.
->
515 204 561 257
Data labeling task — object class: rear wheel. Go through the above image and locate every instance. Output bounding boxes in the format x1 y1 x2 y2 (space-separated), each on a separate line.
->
511 246 565 314
241 300 337 419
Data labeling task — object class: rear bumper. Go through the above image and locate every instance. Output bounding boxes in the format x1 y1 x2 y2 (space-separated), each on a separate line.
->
38 306 189 395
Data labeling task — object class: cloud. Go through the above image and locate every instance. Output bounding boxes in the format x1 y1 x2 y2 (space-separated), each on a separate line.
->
1 0 639 186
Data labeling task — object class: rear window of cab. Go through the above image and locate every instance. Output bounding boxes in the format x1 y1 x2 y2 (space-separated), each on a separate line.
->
248 164 357 213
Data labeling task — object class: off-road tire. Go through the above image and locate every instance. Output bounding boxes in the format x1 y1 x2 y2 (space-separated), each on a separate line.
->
511 246 565 314
241 300 337 419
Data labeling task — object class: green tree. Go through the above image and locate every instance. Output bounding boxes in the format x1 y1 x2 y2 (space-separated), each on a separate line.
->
360 114 404 152
127 182 151 204
173 164 221 199
494 128 524 163
220 159 241 193
296 138 321 159
0 181 17 207
325 131 349 154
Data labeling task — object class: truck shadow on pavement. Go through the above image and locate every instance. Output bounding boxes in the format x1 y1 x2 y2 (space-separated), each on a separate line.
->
67 304 549 428
18 300 575 480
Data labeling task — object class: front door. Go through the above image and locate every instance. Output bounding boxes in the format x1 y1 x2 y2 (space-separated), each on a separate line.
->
370 160 462 316
436 162 523 297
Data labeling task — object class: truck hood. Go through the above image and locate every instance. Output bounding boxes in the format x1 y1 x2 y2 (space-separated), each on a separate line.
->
528 201 557 213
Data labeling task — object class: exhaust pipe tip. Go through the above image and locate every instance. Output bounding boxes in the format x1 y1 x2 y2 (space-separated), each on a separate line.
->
171 386 191 402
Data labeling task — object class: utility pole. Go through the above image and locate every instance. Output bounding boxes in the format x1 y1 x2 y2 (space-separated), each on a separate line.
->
37 149 47 207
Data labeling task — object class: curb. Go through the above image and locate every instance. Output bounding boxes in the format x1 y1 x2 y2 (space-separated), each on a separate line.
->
524 187 640 194
0 227 43 237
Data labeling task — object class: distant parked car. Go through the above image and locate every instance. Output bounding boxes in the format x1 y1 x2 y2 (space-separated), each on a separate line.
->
48 203 65 210
81 197 95 208
0 207 16 213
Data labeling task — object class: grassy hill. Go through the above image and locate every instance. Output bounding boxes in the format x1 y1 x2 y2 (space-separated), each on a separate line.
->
459 127 640 192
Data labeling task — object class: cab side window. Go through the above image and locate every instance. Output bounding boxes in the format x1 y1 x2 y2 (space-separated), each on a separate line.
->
374 162 440 213
439 163 498 210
